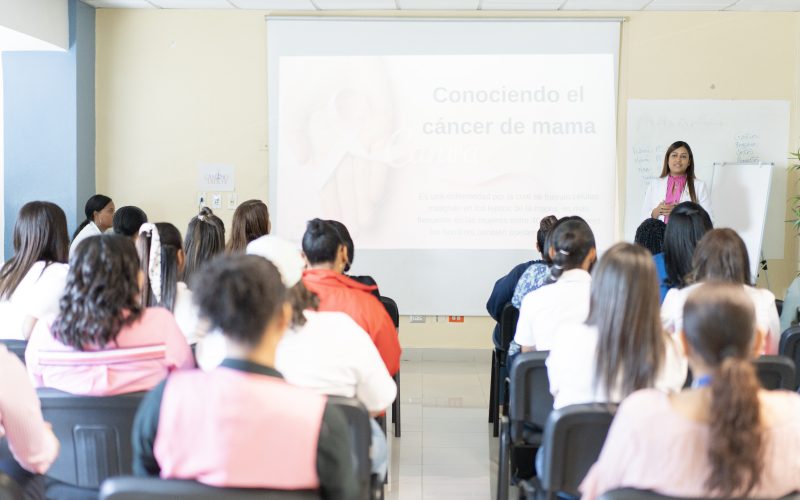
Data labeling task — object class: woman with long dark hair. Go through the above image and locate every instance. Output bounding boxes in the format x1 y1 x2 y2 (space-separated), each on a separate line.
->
226 199 270 254
547 243 685 409
70 194 114 256
138 223 200 344
0 201 69 340
25 235 194 395
640 141 712 223
183 207 225 287
582 283 800 499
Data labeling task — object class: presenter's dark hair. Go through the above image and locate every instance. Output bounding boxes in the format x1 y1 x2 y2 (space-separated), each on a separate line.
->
192 254 286 347
549 217 595 280
183 207 225 286
112 206 148 237
226 200 270 254
634 218 667 255
691 228 752 286
663 201 713 289
536 215 558 256
52 235 142 350
137 223 183 312
589 243 664 400
659 141 697 203
683 283 762 497
0 201 69 300
302 218 345 265
327 220 354 272
72 194 113 241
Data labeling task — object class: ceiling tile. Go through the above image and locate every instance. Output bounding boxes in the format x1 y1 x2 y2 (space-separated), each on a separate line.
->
229 0 316 8
398 0 478 8
82 0 157 7
149 0 234 7
313 0 398 8
561 0 650 9
645 0 737 10
479 0 564 9
726 0 800 10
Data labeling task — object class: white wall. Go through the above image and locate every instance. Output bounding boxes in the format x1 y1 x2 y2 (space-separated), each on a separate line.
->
0 0 69 51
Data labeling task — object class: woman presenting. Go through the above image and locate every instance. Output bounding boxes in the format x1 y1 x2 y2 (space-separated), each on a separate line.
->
641 141 712 222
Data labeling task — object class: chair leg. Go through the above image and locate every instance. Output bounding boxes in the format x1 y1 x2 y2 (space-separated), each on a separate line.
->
497 416 510 500
393 371 401 438
489 351 497 423
493 354 501 437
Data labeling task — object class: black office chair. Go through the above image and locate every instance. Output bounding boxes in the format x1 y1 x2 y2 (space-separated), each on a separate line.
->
326 396 381 500
0 340 26 365
754 355 795 390
497 351 552 500
489 302 519 437
599 487 800 500
36 388 145 489
378 295 401 438
98 477 320 499
0 472 23 500
519 403 618 500
779 325 800 389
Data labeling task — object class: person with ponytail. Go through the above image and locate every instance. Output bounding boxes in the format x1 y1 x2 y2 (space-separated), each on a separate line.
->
581 283 800 499
547 243 686 409
226 199 270 254
514 217 596 352
69 194 114 257
183 207 225 287
640 141 712 223
0 202 69 340
138 223 201 344
25 235 194 396
662 228 780 354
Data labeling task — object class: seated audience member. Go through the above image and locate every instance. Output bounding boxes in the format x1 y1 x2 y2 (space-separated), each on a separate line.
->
547 243 686 409
226 199 270 254
0 344 59 487
486 215 557 349
660 201 713 302
132 254 357 500
25 235 194 396
112 205 148 239
634 218 666 256
138 223 201 344
0 202 69 340
327 219 380 298
70 194 114 257
182 207 225 287
301 219 400 375
514 218 596 352
662 228 780 354
510 215 559 310
780 274 800 332
581 283 800 499
248 235 396 480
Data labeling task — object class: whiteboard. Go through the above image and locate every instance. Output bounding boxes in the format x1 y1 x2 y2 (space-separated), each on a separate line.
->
625 100 790 259
710 163 772 284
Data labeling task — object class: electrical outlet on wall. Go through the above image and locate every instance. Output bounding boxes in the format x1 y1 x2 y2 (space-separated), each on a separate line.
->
228 193 237 209
212 194 222 209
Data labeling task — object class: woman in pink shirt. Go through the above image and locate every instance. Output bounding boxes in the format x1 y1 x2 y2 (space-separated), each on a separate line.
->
26 235 194 396
582 283 800 499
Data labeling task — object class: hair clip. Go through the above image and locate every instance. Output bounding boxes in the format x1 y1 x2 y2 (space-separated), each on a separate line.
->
198 215 207 222
558 249 570 256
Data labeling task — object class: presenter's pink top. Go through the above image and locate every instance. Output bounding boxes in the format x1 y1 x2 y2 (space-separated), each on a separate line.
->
664 175 688 223
154 366 325 489
581 389 800 499
25 307 194 396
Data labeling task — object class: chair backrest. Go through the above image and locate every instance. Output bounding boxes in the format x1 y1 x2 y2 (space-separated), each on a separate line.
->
0 340 26 365
598 487 800 500
775 298 784 316
379 296 399 328
754 355 796 391
508 351 553 440
539 403 618 496
0 472 23 500
779 325 800 389
98 476 320 500
325 396 371 500
37 388 145 488
500 303 519 350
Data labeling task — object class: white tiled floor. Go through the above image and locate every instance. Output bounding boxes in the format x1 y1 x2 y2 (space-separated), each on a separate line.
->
385 349 505 500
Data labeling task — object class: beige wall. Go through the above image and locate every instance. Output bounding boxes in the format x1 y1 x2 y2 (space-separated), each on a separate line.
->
95 9 800 350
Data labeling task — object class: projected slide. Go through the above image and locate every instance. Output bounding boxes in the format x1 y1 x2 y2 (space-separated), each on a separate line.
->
275 54 616 250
